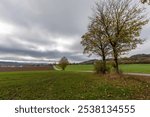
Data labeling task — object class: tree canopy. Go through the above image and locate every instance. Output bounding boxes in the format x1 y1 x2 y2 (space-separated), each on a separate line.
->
81 15 111 74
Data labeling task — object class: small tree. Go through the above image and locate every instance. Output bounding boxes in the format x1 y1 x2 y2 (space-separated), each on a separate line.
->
59 57 69 70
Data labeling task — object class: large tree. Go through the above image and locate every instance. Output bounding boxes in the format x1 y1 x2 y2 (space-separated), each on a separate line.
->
82 0 148 73
81 16 110 74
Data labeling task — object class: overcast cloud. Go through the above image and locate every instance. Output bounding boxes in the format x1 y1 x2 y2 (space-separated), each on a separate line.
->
0 0 149 63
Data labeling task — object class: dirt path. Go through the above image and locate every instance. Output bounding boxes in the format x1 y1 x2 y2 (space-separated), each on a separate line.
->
53 65 62 71
124 73 150 77
53 66 150 77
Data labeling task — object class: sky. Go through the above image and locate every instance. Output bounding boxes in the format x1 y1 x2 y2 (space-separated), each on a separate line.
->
0 0 149 63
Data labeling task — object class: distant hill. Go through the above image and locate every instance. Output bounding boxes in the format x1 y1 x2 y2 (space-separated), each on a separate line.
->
79 54 150 64
80 59 98 64
120 54 150 64
0 61 50 67
130 54 150 59
0 61 22 67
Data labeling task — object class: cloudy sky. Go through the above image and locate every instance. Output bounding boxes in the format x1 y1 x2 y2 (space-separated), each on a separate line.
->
0 0 149 63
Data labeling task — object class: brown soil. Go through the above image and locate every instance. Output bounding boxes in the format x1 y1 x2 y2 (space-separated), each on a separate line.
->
0 65 53 72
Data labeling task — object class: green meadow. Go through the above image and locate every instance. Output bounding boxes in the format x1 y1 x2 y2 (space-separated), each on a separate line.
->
65 64 150 74
0 70 149 100
120 64 150 74
66 64 93 71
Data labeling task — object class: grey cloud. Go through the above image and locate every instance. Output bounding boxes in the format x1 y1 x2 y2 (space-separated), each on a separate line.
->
0 0 94 36
0 0 149 63
0 45 89 62
0 0 95 62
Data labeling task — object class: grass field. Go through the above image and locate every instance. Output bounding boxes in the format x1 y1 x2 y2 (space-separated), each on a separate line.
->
65 64 150 74
66 64 93 71
120 64 150 74
0 70 149 100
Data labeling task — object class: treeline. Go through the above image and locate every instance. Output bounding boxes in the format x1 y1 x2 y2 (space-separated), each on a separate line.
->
78 55 150 65
120 58 150 64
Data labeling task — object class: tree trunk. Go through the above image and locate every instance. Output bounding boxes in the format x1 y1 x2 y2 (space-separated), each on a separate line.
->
114 56 119 74
62 67 65 70
102 52 106 74
113 48 119 74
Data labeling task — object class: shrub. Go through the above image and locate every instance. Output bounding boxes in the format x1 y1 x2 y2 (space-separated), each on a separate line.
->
94 60 110 74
